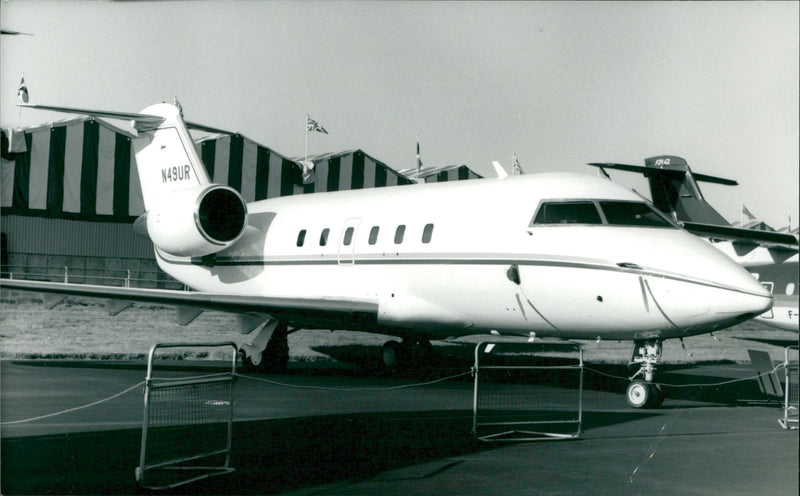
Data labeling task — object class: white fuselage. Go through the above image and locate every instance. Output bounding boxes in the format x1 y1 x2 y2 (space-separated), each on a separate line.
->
155 173 772 341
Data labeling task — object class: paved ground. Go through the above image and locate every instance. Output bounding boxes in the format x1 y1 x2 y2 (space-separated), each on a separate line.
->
1 358 797 495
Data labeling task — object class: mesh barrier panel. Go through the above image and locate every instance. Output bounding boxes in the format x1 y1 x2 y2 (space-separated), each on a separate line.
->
143 380 234 468
473 341 582 441
136 343 237 490
781 346 798 430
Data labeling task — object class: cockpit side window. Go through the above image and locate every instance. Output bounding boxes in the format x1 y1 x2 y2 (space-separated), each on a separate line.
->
532 201 602 225
599 201 674 228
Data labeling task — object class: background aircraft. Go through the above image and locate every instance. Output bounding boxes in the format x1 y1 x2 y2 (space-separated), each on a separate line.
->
588 155 798 331
1 106 772 409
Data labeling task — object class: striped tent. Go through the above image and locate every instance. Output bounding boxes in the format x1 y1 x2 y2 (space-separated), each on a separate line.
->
398 164 483 183
1 117 144 222
297 149 415 193
195 133 307 203
0 119 318 222
2 120 416 225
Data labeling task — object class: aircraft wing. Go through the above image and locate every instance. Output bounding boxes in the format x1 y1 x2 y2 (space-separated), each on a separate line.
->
0 279 379 330
681 222 799 251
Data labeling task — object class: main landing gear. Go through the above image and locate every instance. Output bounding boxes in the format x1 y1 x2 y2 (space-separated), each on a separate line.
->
239 320 290 373
380 337 435 369
626 339 665 409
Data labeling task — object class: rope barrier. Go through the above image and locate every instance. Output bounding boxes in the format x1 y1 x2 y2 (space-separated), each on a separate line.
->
584 363 788 389
0 380 146 425
2 361 791 426
235 370 473 392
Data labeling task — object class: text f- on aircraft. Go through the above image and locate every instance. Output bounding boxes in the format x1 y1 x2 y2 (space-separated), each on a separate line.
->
2 104 772 408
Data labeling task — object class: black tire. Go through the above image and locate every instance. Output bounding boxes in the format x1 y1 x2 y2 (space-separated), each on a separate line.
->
380 340 402 369
648 383 665 408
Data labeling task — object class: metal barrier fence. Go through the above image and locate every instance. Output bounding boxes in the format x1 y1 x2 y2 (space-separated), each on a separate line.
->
780 345 798 430
472 341 583 442
136 343 238 490
2 263 185 290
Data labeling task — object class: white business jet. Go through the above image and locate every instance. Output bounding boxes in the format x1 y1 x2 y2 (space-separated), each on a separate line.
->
3 103 772 408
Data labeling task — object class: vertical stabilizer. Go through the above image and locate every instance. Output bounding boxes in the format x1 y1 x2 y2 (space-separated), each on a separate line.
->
132 103 211 210
643 155 732 225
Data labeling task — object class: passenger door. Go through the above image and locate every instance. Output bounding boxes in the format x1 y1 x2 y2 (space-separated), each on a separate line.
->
338 218 361 265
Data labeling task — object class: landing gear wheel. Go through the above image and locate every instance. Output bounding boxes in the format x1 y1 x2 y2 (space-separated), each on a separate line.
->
239 321 289 373
380 340 402 369
626 379 651 408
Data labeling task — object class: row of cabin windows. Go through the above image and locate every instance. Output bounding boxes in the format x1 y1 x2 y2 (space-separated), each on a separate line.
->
296 223 434 248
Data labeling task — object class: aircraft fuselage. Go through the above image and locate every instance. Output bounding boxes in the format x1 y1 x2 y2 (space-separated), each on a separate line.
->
154 173 771 341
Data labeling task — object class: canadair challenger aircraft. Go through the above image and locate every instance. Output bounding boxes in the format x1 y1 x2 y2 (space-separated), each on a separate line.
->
2 103 772 409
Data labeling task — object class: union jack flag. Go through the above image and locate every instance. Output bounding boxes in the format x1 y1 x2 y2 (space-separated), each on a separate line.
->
17 76 28 103
306 117 328 134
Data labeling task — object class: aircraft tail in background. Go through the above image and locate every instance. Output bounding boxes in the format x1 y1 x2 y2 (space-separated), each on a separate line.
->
588 155 798 248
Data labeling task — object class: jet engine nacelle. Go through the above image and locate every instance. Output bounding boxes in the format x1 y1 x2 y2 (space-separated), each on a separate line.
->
146 184 247 257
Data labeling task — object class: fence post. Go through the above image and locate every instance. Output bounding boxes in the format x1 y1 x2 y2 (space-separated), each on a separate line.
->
125 269 131 288
64 266 69 283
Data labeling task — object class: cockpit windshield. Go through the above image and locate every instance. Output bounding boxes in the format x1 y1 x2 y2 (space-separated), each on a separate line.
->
530 200 676 228
599 201 674 227
532 201 603 225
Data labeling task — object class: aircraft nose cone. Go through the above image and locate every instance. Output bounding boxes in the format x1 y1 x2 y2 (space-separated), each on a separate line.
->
644 232 773 330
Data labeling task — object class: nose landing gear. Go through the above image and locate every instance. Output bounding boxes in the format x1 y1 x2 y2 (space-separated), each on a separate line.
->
626 339 665 408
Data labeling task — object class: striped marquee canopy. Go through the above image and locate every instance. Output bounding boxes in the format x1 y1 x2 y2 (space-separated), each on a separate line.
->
399 164 484 183
2 117 414 223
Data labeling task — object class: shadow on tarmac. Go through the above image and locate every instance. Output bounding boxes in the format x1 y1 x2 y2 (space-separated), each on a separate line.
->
313 343 771 407
1 408 660 495
1 345 778 495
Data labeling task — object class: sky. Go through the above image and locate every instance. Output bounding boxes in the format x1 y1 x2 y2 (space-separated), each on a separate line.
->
1 1 797 228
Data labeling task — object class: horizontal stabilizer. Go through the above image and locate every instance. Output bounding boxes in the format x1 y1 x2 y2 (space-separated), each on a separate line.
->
587 163 737 185
18 104 165 126
682 222 799 248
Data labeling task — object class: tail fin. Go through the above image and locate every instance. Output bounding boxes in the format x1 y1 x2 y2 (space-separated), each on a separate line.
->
19 103 211 211
589 155 736 225
642 155 732 225
130 103 211 209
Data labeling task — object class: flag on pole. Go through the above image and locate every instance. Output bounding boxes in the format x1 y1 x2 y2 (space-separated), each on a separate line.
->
742 204 756 221
512 152 523 175
306 117 328 134
17 76 28 103
416 136 423 172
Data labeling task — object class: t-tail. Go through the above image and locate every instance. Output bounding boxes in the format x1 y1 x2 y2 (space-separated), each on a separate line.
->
20 103 248 257
589 155 798 247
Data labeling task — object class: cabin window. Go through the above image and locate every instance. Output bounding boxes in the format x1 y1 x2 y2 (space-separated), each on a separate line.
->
600 201 674 228
369 226 380 245
296 229 306 247
422 223 434 243
394 225 406 244
787 283 796 295
320 228 330 246
343 227 354 246
532 201 602 225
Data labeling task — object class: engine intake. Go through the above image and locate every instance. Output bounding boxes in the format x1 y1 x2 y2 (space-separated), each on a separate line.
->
146 184 247 257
